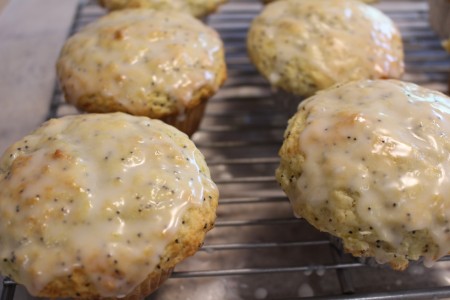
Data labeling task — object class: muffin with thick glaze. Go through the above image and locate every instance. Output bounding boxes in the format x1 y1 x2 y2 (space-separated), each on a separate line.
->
0 112 218 299
247 0 404 111
57 9 227 136
261 0 377 4
276 80 450 270
98 0 227 18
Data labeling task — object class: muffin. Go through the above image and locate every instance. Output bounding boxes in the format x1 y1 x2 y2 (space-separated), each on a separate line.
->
0 112 219 298
276 79 450 270
97 0 227 18
261 0 377 4
247 0 404 109
56 9 227 136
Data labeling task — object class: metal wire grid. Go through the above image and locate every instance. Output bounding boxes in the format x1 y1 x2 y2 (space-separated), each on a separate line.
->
2 0 450 299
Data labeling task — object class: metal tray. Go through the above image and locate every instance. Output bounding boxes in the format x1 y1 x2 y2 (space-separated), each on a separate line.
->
2 0 450 299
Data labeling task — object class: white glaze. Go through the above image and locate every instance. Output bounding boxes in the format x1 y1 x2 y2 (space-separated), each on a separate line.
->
0 113 217 297
296 80 450 264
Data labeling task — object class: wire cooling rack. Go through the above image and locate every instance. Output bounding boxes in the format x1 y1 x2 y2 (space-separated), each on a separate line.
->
2 0 450 299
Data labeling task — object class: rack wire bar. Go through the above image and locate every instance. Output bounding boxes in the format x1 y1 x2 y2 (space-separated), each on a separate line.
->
0 279 15 300
207 157 280 166
172 263 366 278
298 286 450 300
215 218 302 227
200 241 331 251
46 0 83 120
214 176 277 184
219 196 286 205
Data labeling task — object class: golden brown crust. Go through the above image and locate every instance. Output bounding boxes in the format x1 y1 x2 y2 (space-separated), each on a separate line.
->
36 197 218 299
161 98 207 137
37 267 173 299
63 53 227 119
66 63 227 136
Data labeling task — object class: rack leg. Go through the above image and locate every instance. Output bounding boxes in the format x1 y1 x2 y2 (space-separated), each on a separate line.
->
329 236 355 295
1 278 16 300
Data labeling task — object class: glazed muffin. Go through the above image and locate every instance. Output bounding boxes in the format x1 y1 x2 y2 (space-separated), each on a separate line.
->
97 0 227 18
247 0 404 99
0 112 218 298
276 80 450 270
261 0 377 4
56 9 227 136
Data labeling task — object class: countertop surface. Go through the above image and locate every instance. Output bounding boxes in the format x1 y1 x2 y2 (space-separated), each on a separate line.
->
0 4 78 298
0 0 9 12
0 0 78 154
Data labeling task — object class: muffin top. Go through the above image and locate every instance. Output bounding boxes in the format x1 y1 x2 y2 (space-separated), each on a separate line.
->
98 0 227 18
57 9 226 118
277 80 450 269
0 113 218 297
247 0 404 97
261 0 377 4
